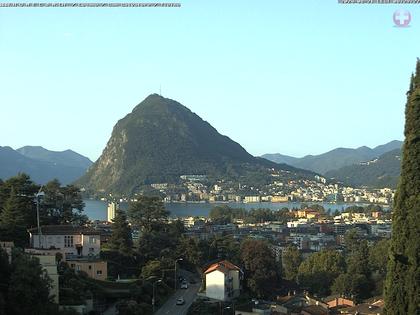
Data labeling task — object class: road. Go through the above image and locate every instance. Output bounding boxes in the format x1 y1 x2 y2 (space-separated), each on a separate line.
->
102 303 117 315
155 282 200 315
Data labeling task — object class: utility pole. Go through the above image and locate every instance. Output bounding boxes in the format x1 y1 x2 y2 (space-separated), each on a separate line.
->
36 186 45 249
152 279 162 313
174 258 183 290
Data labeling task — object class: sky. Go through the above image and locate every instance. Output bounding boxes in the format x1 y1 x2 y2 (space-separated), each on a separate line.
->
1 0 419 161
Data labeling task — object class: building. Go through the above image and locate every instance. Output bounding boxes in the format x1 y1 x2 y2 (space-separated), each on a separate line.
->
274 294 329 315
180 175 207 181
0 241 13 263
182 216 197 228
33 253 60 303
68 259 108 281
296 209 320 219
107 202 119 222
244 196 261 203
324 295 355 308
370 223 392 238
338 300 384 315
204 260 242 301
301 305 329 315
25 247 67 261
28 225 101 258
271 244 283 262
371 211 382 219
271 195 289 203
28 225 107 281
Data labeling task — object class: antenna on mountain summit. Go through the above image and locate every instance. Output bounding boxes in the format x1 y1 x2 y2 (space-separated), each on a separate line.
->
159 85 162 96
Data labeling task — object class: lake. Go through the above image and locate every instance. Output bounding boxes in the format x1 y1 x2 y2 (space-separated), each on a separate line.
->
83 199 381 221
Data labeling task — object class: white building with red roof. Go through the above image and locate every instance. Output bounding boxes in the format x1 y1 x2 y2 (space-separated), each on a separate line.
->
204 260 242 301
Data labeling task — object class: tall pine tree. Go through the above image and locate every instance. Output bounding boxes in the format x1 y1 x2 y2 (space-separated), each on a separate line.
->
108 210 133 256
384 58 420 315
0 188 35 247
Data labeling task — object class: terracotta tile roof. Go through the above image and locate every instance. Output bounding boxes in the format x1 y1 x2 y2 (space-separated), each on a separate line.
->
204 260 241 275
301 305 329 315
341 303 383 314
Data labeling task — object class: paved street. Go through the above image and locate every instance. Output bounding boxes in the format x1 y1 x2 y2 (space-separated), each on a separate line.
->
155 282 200 315
102 303 117 315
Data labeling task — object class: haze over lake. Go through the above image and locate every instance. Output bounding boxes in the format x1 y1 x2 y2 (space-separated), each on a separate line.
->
83 199 388 221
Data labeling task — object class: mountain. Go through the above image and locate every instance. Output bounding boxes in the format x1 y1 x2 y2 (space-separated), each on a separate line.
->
262 140 403 175
0 146 93 185
17 146 92 169
325 148 402 188
371 140 403 156
260 153 299 166
77 94 316 194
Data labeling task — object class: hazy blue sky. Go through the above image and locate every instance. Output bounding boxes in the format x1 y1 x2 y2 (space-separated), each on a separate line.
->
1 0 419 161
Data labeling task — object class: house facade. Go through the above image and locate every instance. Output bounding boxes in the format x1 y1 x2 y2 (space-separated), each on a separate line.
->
68 259 108 281
28 225 101 258
204 260 241 301
37 254 60 303
28 225 107 280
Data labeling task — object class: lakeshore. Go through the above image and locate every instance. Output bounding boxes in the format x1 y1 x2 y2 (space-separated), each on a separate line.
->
84 199 390 221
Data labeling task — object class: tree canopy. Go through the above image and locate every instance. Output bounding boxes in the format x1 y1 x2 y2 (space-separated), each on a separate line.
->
108 209 133 256
297 250 345 296
384 58 420 315
0 174 86 247
2 250 56 315
282 245 302 282
240 239 280 298
128 196 169 233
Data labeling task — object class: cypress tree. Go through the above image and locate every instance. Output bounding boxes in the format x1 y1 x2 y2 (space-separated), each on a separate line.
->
384 59 420 315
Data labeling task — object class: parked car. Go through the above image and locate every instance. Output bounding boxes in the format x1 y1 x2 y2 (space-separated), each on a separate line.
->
176 298 185 305
180 281 188 289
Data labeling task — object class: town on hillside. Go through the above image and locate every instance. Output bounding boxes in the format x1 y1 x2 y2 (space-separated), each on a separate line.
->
94 173 395 206
1 4 419 313
0 172 392 315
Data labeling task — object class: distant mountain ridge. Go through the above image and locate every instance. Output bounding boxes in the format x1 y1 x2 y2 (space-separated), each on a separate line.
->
0 146 92 184
77 94 317 194
262 140 403 175
17 146 92 169
325 148 402 188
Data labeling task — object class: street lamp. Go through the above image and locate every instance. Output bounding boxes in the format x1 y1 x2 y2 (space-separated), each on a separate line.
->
152 279 162 314
225 301 235 315
174 258 183 290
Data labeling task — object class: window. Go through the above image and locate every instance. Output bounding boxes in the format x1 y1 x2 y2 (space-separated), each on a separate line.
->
64 236 74 248
88 265 92 270
70 264 75 268
76 265 80 271
89 247 94 252
89 237 96 244
97 270 102 275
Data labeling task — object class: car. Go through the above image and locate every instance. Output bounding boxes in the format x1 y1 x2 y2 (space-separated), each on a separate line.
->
176 297 185 305
180 281 188 289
